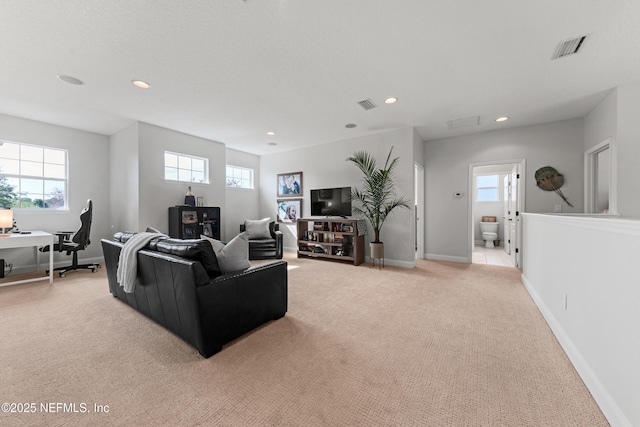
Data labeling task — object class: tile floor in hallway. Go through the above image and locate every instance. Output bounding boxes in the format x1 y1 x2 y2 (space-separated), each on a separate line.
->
472 244 515 267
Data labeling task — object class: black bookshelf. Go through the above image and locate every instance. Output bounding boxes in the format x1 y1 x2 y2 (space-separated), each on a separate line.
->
168 206 220 240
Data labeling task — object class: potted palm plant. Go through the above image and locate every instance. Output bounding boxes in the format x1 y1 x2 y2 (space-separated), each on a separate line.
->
346 146 410 265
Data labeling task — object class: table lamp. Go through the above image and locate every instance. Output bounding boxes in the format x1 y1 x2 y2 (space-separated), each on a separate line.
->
0 209 13 237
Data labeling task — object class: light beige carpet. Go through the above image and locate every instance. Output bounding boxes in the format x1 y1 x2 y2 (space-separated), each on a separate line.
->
0 254 608 426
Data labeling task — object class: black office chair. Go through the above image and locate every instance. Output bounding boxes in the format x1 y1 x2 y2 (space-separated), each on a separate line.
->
41 199 101 277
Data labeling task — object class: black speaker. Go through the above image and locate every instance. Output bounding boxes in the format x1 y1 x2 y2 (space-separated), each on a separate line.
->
0 259 4 278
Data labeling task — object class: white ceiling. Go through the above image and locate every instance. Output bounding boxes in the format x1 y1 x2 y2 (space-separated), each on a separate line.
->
1 1 639 155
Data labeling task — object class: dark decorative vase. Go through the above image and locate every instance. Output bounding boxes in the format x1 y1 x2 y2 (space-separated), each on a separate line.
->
184 186 196 207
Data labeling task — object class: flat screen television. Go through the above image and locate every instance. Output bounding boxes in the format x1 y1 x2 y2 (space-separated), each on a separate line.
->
310 187 352 217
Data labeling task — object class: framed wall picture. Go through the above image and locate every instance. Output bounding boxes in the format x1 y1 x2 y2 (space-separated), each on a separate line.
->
277 172 302 197
277 198 301 222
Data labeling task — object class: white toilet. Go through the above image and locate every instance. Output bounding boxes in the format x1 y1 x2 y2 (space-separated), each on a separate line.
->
480 220 500 248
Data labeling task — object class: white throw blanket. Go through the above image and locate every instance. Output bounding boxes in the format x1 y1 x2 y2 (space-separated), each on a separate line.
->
116 232 164 293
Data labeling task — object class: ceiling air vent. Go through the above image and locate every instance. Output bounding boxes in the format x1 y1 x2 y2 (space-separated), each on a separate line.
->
357 99 377 110
551 35 588 60
447 116 481 130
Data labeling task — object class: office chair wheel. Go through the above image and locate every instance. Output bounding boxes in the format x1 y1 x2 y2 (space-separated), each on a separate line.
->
59 272 66 278
91 268 96 273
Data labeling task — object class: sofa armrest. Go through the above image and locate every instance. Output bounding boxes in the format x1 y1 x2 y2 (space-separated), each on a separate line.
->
197 260 288 355
274 231 283 259
270 222 280 237
214 260 288 318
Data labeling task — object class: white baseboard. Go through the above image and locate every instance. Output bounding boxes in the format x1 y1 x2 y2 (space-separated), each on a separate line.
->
10 256 104 276
425 253 470 264
364 257 415 269
520 273 631 427
286 248 415 268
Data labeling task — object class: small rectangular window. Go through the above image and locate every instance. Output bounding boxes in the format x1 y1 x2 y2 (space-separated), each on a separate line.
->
226 165 254 189
0 140 68 209
164 151 209 184
476 175 499 202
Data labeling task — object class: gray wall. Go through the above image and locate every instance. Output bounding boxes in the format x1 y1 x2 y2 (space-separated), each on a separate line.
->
0 113 252 273
3 81 638 272
0 113 110 271
224 148 260 240
137 123 226 236
583 82 640 218
616 83 640 217
584 88 617 151
109 122 227 236
413 127 425 167
424 118 585 262
260 128 417 267
109 122 139 233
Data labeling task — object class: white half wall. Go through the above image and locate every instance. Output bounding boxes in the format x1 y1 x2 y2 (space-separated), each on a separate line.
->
521 213 640 427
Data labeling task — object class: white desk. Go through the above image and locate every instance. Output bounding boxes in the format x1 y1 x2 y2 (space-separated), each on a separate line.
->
0 231 54 287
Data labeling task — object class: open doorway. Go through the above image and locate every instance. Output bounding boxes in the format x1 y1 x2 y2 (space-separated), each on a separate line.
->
468 159 525 268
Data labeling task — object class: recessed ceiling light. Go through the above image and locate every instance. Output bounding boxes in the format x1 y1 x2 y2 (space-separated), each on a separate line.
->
266 131 276 136
495 116 509 122
384 97 398 104
345 123 357 128
57 75 84 85
132 80 150 89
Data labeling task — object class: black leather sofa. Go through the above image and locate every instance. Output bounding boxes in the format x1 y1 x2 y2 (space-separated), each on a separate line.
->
240 221 284 260
101 233 287 358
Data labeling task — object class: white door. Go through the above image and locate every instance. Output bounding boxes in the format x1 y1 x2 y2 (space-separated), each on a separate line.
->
509 165 519 267
503 175 510 254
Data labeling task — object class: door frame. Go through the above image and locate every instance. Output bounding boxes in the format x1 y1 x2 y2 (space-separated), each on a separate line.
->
584 137 617 215
468 158 526 267
503 174 511 254
414 162 425 259
508 164 519 267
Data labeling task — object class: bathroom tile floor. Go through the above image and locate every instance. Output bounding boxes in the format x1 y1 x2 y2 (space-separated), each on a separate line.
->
472 244 515 267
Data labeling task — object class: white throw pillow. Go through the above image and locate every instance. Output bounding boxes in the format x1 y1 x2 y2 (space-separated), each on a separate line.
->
244 218 272 240
201 232 250 273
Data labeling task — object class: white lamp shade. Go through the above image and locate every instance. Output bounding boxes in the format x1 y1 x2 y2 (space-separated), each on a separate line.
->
0 209 13 229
